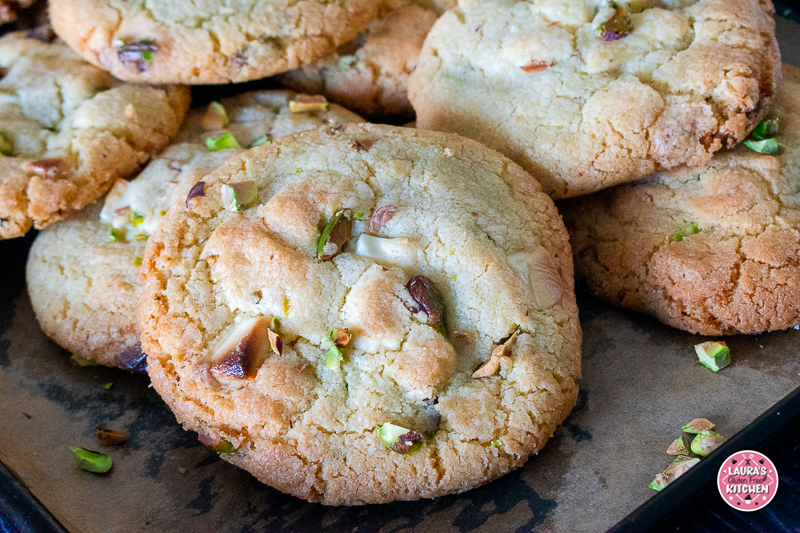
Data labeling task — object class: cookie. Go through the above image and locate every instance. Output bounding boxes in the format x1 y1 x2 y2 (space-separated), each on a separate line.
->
139 123 581 504
561 64 800 336
408 0 781 199
0 0 36 24
27 92 365 369
280 0 454 119
0 30 190 239
49 0 385 85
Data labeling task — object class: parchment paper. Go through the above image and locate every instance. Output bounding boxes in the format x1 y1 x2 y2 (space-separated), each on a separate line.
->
1 15 799 533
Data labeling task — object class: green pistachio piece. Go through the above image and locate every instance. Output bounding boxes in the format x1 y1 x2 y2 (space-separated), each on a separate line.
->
376 423 426 454
682 418 716 434
202 101 229 130
117 39 157 66
751 118 779 140
597 2 633 41
103 382 113 390
338 55 357 70
250 134 273 148
316 209 352 260
744 138 779 154
134 234 148 242
328 327 351 346
354 210 365 220
666 434 692 456
406 275 448 334
694 341 730 372
491 440 501 447
69 447 112 473
134 257 142 266
213 439 235 454
691 430 725 456
108 227 125 242
221 181 258 211
71 354 99 367
671 221 700 242
129 211 144 227
206 133 241 151
649 473 669 491
325 345 343 370
0 132 13 156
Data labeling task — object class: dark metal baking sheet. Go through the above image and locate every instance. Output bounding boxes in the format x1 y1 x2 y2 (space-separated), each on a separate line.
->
1 9 800 533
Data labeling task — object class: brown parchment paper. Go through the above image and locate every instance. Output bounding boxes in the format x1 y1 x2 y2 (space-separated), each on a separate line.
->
1 16 800 533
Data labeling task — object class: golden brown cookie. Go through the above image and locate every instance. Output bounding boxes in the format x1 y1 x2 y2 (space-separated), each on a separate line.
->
409 0 781 199
561 64 800 335
0 30 190 239
139 124 581 504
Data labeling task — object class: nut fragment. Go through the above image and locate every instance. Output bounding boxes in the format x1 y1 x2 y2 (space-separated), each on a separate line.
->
289 94 330 113
472 330 519 379
376 423 426 454
209 317 272 383
96 428 128 447
666 434 692 456
268 328 283 356
329 327 351 347
221 181 258 211
116 39 157 71
185 181 205 211
597 2 633 41
521 59 555 72
0 132 12 156
25 158 68 179
369 205 396 234
690 431 725 457
682 418 715 434
406 275 448 334
316 209 352 260
201 101 229 130
650 456 700 491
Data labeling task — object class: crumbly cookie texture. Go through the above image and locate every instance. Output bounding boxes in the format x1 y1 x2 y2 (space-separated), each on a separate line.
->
0 31 190 239
0 0 36 23
139 124 581 505
27 91 364 369
561 64 800 336
408 0 781 199
280 0 454 119
49 0 385 84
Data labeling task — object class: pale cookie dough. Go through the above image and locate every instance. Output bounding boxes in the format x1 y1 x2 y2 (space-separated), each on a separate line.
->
280 0 455 119
408 0 781 199
0 30 190 239
27 92 365 369
49 0 385 85
561 64 800 336
139 123 582 504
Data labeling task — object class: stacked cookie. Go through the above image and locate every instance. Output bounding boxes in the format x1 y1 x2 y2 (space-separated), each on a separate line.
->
4 0 793 508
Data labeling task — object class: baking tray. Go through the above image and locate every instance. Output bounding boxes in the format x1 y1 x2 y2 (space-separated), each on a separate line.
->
2 6 800 533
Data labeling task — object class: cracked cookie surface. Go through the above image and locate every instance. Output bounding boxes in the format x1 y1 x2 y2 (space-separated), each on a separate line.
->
0 30 190 239
279 0 455 119
560 64 800 336
139 123 581 504
26 91 364 370
49 0 385 84
408 0 781 199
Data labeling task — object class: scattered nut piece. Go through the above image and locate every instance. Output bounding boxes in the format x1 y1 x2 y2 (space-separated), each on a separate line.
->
329 327 351 347
289 94 330 113
406 275 448 334
96 427 128 447
472 330 519 379
369 205 396 234
209 317 272 383
682 418 715 434
268 328 283 356
185 181 205 211
201 102 229 130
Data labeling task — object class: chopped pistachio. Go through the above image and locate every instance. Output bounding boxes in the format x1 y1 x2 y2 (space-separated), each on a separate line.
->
649 472 669 491
108 227 125 242
159 210 167 216
328 327 351 347
744 138 779 154
206 133 241 151
473 330 519 379
71 354 99 367
221 181 258 211
212 439 235 454
296 168 302 173
0 132 12 156
694 341 730 372
369 205 396 234
134 234 148 242
316 209 352 260
650 456 700 490
272 316 281 333
690 430 725 456
95 427 127 447
491 440 501 447
289 94 330 113
597 2 633 41
209 317 271 383
406 275 448 334
376 423 426 454
201 101 229 130
682 418 716 434
338 55 357 70
268 328 283 356
751 118 779 140
451 274 457 280
116 39 157 69
129 211 144 227
666 434 692 456
671 222 700 242
185 181 205 211
69 447 112 473
354 211 365 220
325 345 343 370
250 134 273 148
103 382 113 390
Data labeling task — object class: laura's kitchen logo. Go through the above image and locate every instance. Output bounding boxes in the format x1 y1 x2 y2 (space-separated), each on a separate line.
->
717 450 778 512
